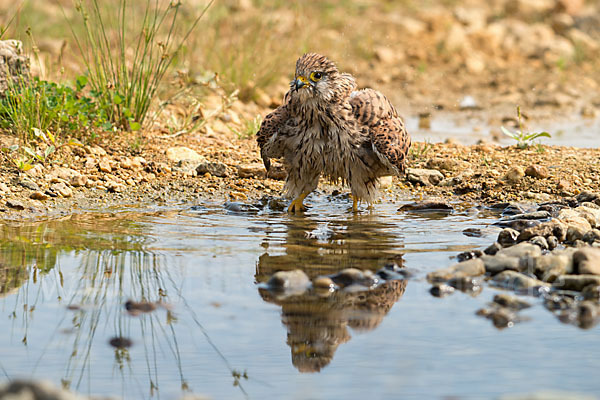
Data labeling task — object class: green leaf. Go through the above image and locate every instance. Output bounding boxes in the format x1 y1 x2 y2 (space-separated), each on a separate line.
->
44 145 56 158
130 121 141 131
22 146 37 158
501 126 516 138
113 94 123 105
19 162 33 171
525 131 552 140
66 139 83 147
47 130 56 144
32 127 47 141
76 75 88 90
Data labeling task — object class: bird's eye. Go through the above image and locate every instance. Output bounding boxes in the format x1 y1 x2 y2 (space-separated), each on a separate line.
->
310 71 323 81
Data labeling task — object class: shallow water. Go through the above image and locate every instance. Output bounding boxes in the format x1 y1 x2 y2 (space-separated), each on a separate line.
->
407 114 600 148
1 196 599 400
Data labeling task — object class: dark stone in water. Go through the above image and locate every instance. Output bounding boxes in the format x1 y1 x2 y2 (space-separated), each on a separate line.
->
544 294 575 311
493 293 531 310
529 235 549 250
447 276 482 293
583 229 600 244
576 190 599 204
109 336 133 348
582 284 600 300
398 201 453 212
494 219 541 232
504 211 551 221
330 268 378 288
489 202 526 215
547 235 559 250
537 202 568 217
498 228 519 247
484 242 502 255
456 250 483 262
224 202 261 214
462 228 483 237
430 284 455 297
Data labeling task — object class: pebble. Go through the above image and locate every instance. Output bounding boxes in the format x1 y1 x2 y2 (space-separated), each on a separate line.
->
427 258 485 283
581 285 600 300
484 242 502 255
504 166 525 183
0 182 9 194
476 306 518 329
583 229 600 244
5 199 25 210
529 235 549 250
573 247 600 275
517 220 567 242
131 156 146 169
30 191 49 201
447 276 482 293
224 202 260 214
525 164 549 179
165 146 205 163
196 161 229 178
576 190 599 204
492 270 549 291
480 254 520 274
98 159 112 173
553 274 600 291
547 235 559 250
493 293 531 310
496 242 542 259
497 228 519 247
120 158 133 169
532 251 573 282
19 179 39 191
405 168 444 186
237 163 266 178
398 200 453 212
50 182 72 198
430 283 455 297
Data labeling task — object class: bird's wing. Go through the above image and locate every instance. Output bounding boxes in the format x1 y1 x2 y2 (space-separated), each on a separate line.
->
256 99 290 172
350 89 411 173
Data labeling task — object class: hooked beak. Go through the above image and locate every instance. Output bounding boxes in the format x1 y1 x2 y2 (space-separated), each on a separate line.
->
293 76 310 91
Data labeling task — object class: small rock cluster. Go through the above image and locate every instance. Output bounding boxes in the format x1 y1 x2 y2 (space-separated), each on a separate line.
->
428 190 600 329
0 40 30 94
264 264 408 295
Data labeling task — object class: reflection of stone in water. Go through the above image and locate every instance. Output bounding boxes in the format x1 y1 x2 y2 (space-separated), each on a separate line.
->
255 215 404 282
259 280 406 373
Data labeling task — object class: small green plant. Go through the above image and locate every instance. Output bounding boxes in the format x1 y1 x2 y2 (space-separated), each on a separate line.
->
501 106 551 149
0 75 111 139
68 0 212 131
1 128 83 171
409 140 433 159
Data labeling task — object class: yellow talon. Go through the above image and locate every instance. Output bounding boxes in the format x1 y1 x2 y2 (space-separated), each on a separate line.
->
288 192 309 213
351 195 359 212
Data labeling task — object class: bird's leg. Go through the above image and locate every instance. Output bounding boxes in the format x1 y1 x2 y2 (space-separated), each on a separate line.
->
350 195 359 212
288 192 309 213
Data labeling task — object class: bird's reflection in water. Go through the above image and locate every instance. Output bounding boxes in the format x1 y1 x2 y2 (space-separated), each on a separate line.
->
256 212 407 372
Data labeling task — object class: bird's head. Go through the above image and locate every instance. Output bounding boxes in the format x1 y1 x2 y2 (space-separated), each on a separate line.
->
291 53 348 103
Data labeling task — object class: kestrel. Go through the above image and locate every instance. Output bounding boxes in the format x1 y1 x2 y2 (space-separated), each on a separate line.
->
257 53 411 212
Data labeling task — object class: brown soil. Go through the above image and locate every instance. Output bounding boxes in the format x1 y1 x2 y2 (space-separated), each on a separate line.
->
2 0 600 220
